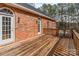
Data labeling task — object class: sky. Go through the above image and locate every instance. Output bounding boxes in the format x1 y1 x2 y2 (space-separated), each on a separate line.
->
35 3 43 8
35 0 78 3
35 0 59 3
35 3 57 8
33 0 79 8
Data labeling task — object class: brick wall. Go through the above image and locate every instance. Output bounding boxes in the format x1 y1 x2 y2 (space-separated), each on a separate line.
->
0 3 56 42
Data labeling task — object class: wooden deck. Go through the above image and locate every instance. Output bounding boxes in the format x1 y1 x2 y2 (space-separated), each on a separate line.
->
0 35 59 56
0 34 77 56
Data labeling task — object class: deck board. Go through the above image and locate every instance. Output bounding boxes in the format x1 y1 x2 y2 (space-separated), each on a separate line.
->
0 35 59 56
0 34 76 56
53 38 76 56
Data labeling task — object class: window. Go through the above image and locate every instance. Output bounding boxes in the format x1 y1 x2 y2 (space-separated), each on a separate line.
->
0 8 13 40
38 20 41 32
37 18 42 33
0 8 13 15
2 17 11 40
0 8 14 45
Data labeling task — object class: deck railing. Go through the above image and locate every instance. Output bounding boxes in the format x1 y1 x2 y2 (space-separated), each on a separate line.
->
73 30 79 55
43 28 57 36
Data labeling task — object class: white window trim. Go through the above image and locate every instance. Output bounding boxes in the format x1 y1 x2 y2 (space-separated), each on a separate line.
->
0 15 15 45
38 19 42 34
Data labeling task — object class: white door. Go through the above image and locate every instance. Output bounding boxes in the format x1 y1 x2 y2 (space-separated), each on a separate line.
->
37 19 42 34
0 15 15 45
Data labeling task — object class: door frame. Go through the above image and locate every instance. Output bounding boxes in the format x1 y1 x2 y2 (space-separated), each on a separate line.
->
37 18 42 34
0 14 15 45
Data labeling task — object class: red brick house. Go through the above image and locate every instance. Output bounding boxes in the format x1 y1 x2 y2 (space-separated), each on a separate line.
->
0 3 56 45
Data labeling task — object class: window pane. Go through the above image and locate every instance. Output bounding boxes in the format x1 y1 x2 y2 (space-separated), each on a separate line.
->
37 19 41 32
6 26 9 30
9 26 11 30
9 22 11 25
2 17 11 40
2 26 6 30
3 17 6 21
8 18 11 21
8 31 11 34
3 22 6 25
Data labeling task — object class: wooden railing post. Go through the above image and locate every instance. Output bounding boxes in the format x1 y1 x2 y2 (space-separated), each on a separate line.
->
72 30 79 55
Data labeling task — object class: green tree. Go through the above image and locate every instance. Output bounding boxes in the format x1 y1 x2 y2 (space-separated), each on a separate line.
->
38 4 57 17
67 4 76 29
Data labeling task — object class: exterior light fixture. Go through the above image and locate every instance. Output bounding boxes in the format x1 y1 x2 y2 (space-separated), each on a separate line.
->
18 17 20 23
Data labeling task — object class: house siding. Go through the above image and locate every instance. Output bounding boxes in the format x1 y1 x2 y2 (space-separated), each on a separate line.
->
0 3 56 43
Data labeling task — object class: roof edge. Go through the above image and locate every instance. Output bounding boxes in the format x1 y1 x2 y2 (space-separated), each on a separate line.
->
4 3 55 21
